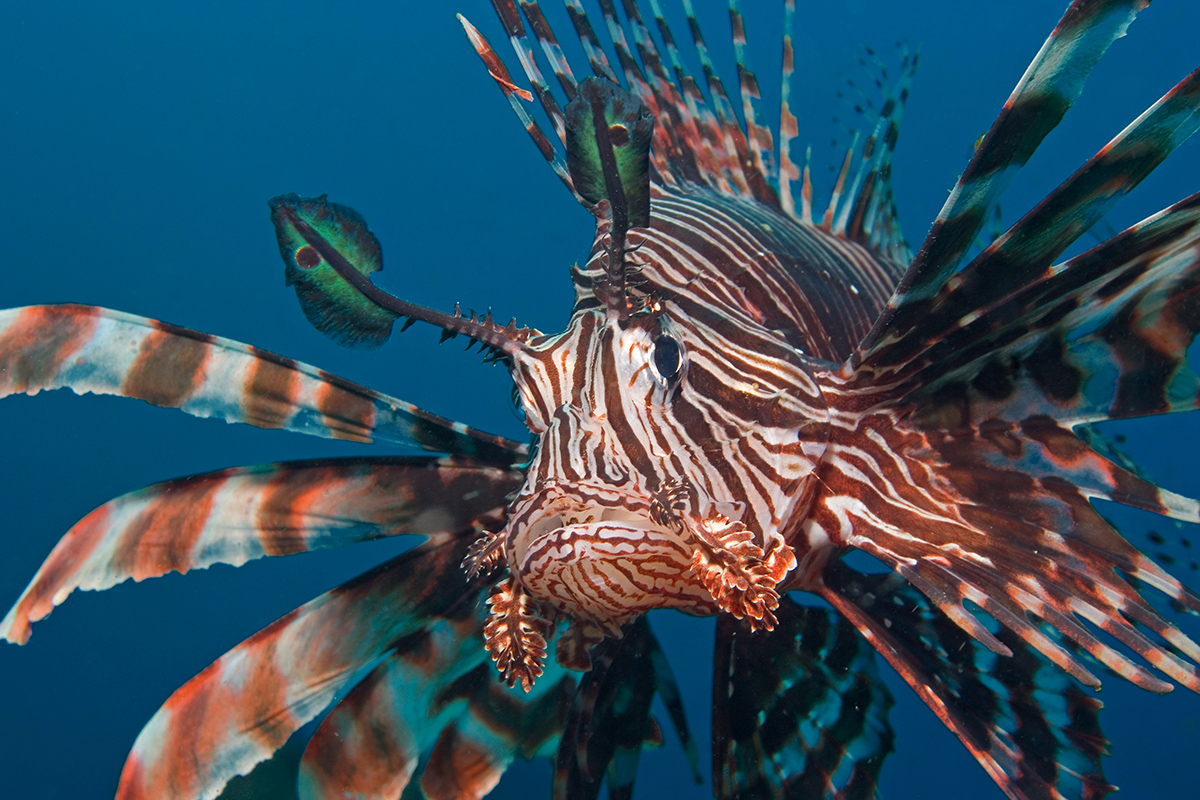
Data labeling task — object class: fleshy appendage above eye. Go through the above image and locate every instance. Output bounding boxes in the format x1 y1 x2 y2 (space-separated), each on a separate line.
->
652 332 683 383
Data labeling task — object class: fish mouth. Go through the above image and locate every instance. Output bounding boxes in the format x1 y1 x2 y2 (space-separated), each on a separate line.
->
511 478 665 524
508 488 678 564
511 477 745 532
505 482 794 629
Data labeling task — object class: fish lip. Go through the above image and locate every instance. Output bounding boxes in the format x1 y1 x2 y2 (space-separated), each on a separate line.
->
505 480 682 563
510 488 664 536
510 478 750 537
513 479 657 519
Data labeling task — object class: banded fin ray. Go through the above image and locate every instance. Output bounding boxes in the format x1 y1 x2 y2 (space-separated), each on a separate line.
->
0 305 526 464
850 195 1200 690
712 597 895 800
728 0 775 197
561 0 708 198
607 0 717 194
515 0 584 99
678 0 775 204
298 609 574 800
871 197 1200 525
119 537 697 800
464 0 913 263
115 531 489 800
0 457 521 645
489 0 569 141
835 47 919 267
816 203 1200 695
563 0 620 84
301 613 697 800
417 661 574 800
805 0 1200 717
862 67 1200 380
855 0 1152 365
550 616 698 800
458 9 574 194
888 190 1200 419
641 0 751 195
813 380 1200 695
821 565 1112 800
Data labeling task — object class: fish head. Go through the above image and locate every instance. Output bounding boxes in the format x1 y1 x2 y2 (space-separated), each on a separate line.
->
502 297 832 630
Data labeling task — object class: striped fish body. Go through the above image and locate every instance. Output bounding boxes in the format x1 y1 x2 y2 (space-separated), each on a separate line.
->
487 186 903 672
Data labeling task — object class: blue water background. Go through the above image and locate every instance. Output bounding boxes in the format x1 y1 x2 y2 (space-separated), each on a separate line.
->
2 1 1198 798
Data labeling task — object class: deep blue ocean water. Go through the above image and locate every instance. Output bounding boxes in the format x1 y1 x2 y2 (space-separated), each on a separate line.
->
2 1 1198 798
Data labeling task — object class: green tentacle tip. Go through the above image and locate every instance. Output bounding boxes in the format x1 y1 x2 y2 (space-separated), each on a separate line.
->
268 193 399 349
565 77 655 228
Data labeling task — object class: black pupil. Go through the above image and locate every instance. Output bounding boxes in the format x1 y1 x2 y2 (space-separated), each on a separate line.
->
653 334 682 381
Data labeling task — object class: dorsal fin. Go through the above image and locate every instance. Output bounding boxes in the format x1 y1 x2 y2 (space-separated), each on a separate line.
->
681 0 773 203
839 46 918 265
729 0 776 195
460 0 916 265
563 0 621 83
777 0 801 217
458 14 575 195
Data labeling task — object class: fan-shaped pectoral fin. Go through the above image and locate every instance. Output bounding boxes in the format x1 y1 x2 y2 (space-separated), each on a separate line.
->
0 304 526 463
115 532 486 800
1 457 521 645
820 561 1113 800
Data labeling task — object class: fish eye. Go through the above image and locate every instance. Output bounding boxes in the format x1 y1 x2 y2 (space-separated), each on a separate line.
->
652 333 683 383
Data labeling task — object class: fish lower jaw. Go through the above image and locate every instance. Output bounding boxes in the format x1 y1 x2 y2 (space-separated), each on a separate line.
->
509 509 799 631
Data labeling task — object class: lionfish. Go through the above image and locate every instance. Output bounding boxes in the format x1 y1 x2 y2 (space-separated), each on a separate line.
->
2 1 1199 798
